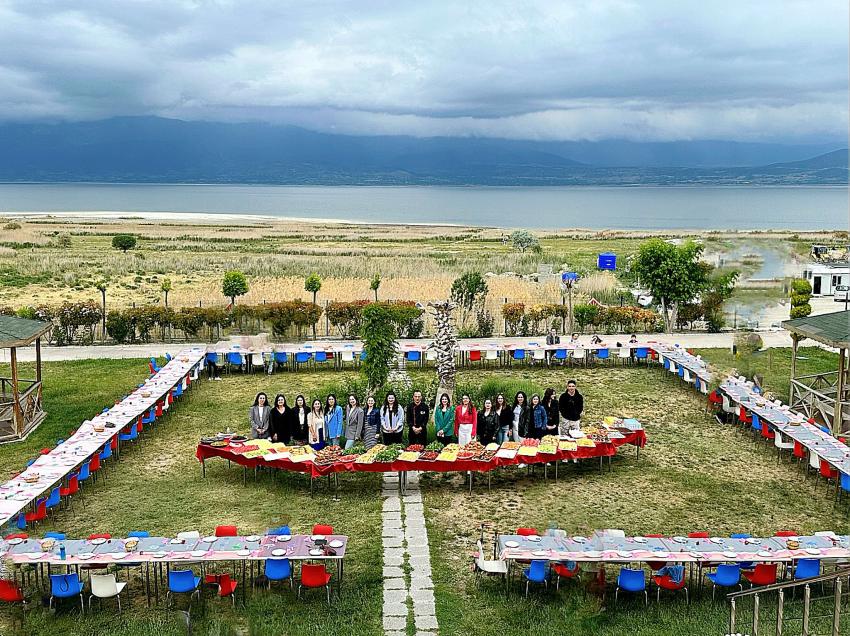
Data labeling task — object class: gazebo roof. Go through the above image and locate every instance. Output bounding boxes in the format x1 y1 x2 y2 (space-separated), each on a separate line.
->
0 315 52 348
782 310 850 349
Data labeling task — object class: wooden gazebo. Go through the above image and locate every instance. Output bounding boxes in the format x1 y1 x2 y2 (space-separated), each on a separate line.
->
783 309 850 434
0 315 51 442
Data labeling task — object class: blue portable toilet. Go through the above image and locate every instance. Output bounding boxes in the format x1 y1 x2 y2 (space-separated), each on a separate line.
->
597 252 616 271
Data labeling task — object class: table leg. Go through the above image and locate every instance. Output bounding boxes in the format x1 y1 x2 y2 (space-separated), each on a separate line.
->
145 562 151 607
202 458 205 478
555 460 559 482
243 466 247 486
468 471 473 494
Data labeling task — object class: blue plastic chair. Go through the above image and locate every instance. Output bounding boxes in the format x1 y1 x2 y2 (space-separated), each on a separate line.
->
45 531 66 540
267 525 291 536
25 459 36 468
553 349 568 360
205 352 218 365
100 444 112 463
118 426 138 443
150 357 161 373
15 513 26 530
596 348 609 360
77 461 91 485
406 351 421 362
793 559 821 580
265 558 293 589
677 365 685 378
315 352 328 363
127 530 149 538
226 352 243 371
45 487 61 513
50 573 84 612
521 559 547 597
706 564 741 599
165 353 172 362
142 408 156 425
359 351 367 361
173 383 183 399
512 349 526 361
841 472 850 495
751 412 761 435
295 352 311 365
274 352 288 366
615 567 647 605
662 357 670 370
635 347 649 361
167 569 201 607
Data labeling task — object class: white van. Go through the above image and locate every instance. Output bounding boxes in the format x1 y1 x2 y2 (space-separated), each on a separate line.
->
834 285 850 303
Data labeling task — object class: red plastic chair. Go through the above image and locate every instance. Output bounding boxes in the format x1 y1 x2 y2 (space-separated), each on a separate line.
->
24 498 47 525
738 406 752 425
148 361 156 374
774 530 798 537
743 563 777 586
39 448 52 455
312 524 333 535
60 474 79 506
215 525 238 537
820 459 839 481
516 528 540 537
760 421 775 441
110 435 119 451
468 350 482 362
216 574 238 606
652 574 688 603
0 579 25 605
155 402 164 418
687 532 709 539
793 441 806 460
552 562 581 589
88 533 111 540
3 534 28 540
299 563 332 603
89 453 101 475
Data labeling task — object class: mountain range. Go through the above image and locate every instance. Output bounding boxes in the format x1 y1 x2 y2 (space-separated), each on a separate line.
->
0 116 845 185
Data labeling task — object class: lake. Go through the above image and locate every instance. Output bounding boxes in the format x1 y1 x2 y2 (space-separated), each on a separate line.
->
0 183 847 230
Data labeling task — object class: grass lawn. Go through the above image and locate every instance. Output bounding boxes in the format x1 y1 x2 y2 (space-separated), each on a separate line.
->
0 349 846 635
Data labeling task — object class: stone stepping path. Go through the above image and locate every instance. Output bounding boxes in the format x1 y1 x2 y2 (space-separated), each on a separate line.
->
382 471 438 636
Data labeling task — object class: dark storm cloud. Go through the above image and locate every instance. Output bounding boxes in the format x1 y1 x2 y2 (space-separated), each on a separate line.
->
0 0 846 141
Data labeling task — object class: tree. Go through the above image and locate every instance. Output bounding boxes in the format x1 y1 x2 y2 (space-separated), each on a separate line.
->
428 300 458 400
370 273 382 301
304 273 322 305
631 239 709 333
111 234 137 252
222 271 249 307
450 272 489 332
161 278 173 308
509 230 541 253
94 279 107 341
790 278 812 319
361 303 398 392
572 303 599 332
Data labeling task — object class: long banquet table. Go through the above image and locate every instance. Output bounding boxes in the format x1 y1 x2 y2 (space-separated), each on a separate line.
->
497 532 850 565
196 428 647 480
720 379 850 475
0 348 205 527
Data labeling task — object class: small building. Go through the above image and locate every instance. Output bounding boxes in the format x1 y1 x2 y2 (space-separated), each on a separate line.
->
800 262 850 296
0 315 51 442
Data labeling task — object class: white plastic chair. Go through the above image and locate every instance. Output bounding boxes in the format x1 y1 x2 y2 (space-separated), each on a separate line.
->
532 349 545 361
475 540 507 580
774 431 794 457
251 352 264 371
617 348 631 364
425 350 437 362
682 368 693 384
668 361 678 375
89 573 126 612
572 348 586 365
340 350 355 365
485 350 499 364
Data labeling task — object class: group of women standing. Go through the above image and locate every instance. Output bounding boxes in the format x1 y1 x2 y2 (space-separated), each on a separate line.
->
248 391 406 451
433 390 559 446
248 387 566 450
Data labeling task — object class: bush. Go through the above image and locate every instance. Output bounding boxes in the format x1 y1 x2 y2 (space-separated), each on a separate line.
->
3 222 21 231
501 303 525 335
791 279 813 295
222 270 249 305
106 311 132 344
573 303 600 332
734 332 763 356
790 304 812 319
56 234 72 248
111 234 137 252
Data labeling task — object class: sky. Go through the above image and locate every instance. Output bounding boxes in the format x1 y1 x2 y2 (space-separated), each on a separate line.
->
1 0 847 143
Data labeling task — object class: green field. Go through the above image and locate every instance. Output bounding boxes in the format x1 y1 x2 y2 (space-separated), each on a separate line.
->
0 347 846 635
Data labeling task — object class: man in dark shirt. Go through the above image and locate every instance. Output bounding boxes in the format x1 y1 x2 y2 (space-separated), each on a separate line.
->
558 380 584 436
546 328 562 366
407 391 430 446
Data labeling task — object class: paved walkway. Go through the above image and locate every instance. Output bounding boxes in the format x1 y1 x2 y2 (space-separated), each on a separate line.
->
3 331 803 363
382 472 438 636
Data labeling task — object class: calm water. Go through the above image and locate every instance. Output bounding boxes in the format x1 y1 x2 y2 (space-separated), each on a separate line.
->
0 183 847 230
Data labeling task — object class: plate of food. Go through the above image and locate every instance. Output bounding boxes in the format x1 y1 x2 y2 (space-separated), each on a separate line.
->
504 540 520 548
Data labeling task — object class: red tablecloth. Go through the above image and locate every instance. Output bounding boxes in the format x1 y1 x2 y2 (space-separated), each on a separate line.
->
196 431 646 479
